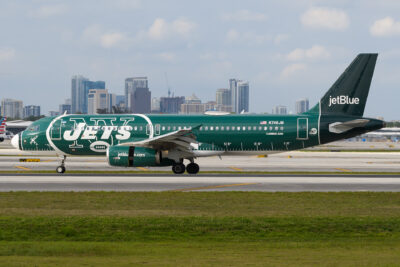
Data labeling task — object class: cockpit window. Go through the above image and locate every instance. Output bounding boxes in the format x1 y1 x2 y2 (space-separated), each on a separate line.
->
28 125 40 131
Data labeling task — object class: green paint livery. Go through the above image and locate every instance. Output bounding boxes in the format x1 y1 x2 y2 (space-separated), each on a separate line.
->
11 54 385 174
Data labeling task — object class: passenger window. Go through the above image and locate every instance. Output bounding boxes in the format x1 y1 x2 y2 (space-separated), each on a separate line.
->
248 126 251 130
237 127 240 131
221 126 224 130
216 126 219 130
210 126 214 131
243 126 246 131
226 126 230 130
162 126 165 131
253 126 257 130
168 126 171 130
134 126 137 131
258 126 262 130
173 126 176 130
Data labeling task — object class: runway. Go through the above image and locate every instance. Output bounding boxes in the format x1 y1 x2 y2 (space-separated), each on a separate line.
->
1 151 400 172
1 174 400 192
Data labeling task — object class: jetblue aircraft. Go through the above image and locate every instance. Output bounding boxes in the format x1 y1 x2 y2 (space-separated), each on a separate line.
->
11 54 385 174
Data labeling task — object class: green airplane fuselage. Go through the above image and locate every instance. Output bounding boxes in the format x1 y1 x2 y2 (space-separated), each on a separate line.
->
17 111 384 156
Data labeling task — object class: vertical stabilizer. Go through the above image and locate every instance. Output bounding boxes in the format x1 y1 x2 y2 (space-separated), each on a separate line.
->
308 54 378 116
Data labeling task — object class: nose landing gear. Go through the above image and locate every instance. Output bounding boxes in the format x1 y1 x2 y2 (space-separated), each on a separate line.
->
56 155 66 174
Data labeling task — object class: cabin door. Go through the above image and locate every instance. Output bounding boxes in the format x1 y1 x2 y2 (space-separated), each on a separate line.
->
297 118 308 140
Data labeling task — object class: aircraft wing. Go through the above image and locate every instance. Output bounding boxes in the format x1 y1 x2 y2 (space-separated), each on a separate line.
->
329 119 370 134
118 125 200 155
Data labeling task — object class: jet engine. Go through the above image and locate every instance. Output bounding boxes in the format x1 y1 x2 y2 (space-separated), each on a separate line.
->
107 146 173 167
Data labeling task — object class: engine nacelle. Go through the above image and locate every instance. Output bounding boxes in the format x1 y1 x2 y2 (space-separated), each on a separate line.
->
107 146 173 167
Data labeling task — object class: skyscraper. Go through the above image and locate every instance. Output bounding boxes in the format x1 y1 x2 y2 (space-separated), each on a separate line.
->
130 87 151 113
295 98 309 114
237 81 249 113
23 105 40 118
160 96 185 114
230 79 249 113
229 79 238 113
125 77 149 111
71 75 88 114
71 75 105 114
1 98 23 119
216 88 231 106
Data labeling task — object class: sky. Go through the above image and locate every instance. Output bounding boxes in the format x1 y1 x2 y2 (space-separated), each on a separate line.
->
1 0 400 120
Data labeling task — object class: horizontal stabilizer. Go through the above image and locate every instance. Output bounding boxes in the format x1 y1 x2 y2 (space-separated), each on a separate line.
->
329 119 370 134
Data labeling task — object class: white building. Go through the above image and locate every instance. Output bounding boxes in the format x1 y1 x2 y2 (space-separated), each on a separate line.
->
87 89 113 114
1 98 23 119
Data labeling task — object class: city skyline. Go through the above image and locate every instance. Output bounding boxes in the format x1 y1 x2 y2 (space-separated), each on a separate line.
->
1 1 400 119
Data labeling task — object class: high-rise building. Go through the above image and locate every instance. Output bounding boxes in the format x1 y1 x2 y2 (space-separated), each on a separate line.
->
237 81 249 113
59 99 72 115
160 96 185 114
71 75 105 114
23 105 40 118
229 79 249 113
151 97 161 113
216 88 231 106
1 98 23 119
130 87 151 113
229 79 238 113
87 89 114 114
71 75 88 114
295 98 309 114
272 105 287 115
125 77 149 111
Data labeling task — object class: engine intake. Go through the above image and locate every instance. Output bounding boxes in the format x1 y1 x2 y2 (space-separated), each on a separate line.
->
107 146 173 167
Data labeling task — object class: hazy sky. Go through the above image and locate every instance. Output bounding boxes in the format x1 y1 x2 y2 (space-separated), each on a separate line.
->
1 0 400 119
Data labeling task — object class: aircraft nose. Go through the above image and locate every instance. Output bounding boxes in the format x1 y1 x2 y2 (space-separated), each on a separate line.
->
11 133 19 150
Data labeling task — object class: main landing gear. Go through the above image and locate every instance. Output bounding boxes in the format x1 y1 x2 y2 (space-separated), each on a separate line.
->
172 160 200 175
56 155 66 174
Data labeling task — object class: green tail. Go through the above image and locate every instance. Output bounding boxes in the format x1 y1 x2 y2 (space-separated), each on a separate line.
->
308 53 378 116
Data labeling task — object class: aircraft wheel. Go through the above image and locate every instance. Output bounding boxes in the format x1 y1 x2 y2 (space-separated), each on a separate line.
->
172 163 185 174
56 166 66 174
0 137 4 142
186 163 199 174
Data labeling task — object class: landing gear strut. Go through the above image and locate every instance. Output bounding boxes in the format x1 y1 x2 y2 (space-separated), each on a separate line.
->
172 162 186 174
56 155 66 174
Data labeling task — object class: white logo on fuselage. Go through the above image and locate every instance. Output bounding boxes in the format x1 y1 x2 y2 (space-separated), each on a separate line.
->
63 123 130 141
328 95 360 107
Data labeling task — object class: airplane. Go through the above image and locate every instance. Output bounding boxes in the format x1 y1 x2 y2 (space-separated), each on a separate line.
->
0 117 6 142
11 53 385 174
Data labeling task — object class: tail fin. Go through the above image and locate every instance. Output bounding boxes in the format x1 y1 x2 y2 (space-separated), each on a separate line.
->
0 117 6 135
309 53 378 116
